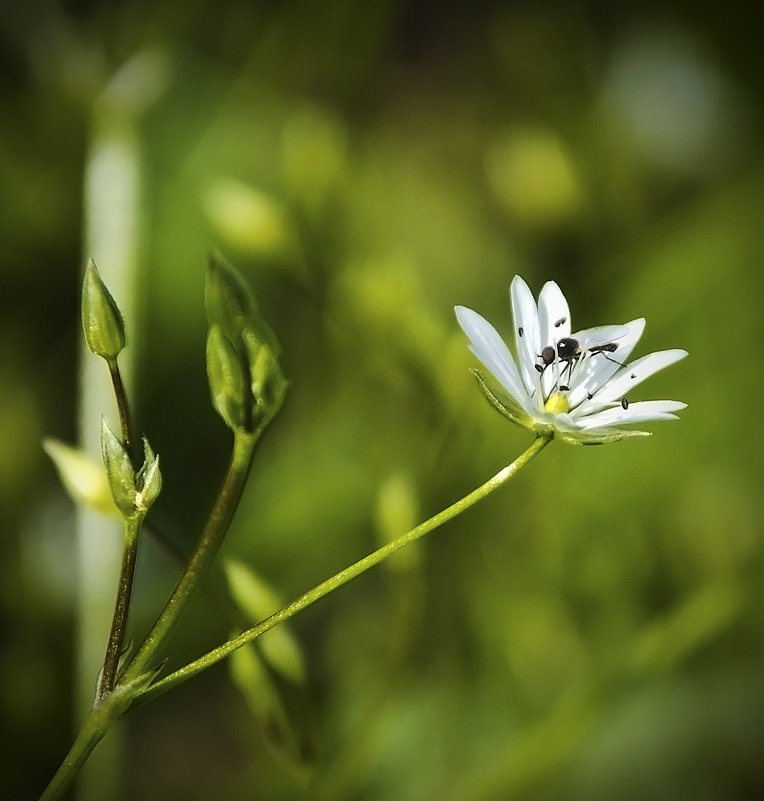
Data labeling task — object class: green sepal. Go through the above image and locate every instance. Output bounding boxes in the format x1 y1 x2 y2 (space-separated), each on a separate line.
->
81 260 126 361
100 419 137 518
471 369 650 445
556 426 651 446
135 438 162 511
471 369 533 429
206 325 249 431
248 340 288 424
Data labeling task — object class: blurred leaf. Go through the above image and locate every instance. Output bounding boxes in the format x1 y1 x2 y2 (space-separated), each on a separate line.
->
485 125 584 228
224 558 306 685
282 103 347 219
630 581 744 674
229 640 312 768
374 471 421 572
224 557 313 769
205 178 295 257
42 438 117 517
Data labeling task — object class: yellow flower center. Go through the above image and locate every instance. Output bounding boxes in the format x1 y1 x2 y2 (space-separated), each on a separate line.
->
544 392 569 415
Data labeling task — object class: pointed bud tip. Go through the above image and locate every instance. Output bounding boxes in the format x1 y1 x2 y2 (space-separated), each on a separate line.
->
82 260 126 360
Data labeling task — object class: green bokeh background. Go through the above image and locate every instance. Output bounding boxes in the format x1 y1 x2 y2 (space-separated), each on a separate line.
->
3 2 763 799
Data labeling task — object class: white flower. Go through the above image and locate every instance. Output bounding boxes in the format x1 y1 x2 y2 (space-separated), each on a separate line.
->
455 276 687 444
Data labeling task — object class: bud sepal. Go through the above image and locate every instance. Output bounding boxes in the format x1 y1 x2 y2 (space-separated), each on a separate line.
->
101 420 161 519
207 325 250 431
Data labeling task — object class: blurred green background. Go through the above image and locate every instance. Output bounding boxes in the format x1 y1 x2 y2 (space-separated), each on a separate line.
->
3 1 763 799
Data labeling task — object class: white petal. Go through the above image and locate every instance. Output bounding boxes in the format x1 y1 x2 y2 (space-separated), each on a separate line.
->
455 306 535 414
585 349 688 408
567 318 646 408
595 317 645 367
577 400 687 429
538 281 571 343
510 276 542 396
571 324 631 350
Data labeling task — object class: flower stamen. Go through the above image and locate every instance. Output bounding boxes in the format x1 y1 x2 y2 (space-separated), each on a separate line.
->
544 392 569 415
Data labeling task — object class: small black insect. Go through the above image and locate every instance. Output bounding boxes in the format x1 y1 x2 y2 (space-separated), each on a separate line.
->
537 325 628 389
621 396 629 410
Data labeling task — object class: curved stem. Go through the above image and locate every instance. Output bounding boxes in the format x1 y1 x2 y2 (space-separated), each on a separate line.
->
138 433 553 705
119 429 259 684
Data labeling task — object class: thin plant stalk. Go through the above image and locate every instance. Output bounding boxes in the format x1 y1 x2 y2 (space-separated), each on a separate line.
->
107 359 133 457
139 433 553 704
97 516 142 701
39 429 259 801
39 432 552 801
119 429 259 683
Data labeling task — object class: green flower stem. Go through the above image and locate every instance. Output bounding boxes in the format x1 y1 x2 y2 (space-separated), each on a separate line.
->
38 430 259 801
107 358 133 458
119 429 259 685
97 516 142 701
38 687 128 801
138 433 553 706
96 356 138 700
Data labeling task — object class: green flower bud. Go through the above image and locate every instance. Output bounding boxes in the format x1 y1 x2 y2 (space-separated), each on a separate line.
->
100 419 137 518
205 252 280 356
205 255 288 431
81 260 126 361
207 325 249 431
135 438 162 512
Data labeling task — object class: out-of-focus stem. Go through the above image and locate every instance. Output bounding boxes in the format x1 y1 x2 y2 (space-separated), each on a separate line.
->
76 48 169 801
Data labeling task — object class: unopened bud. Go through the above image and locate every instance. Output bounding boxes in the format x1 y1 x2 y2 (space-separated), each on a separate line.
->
207 325 249 431
81 260 126 361
100 422 162 517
